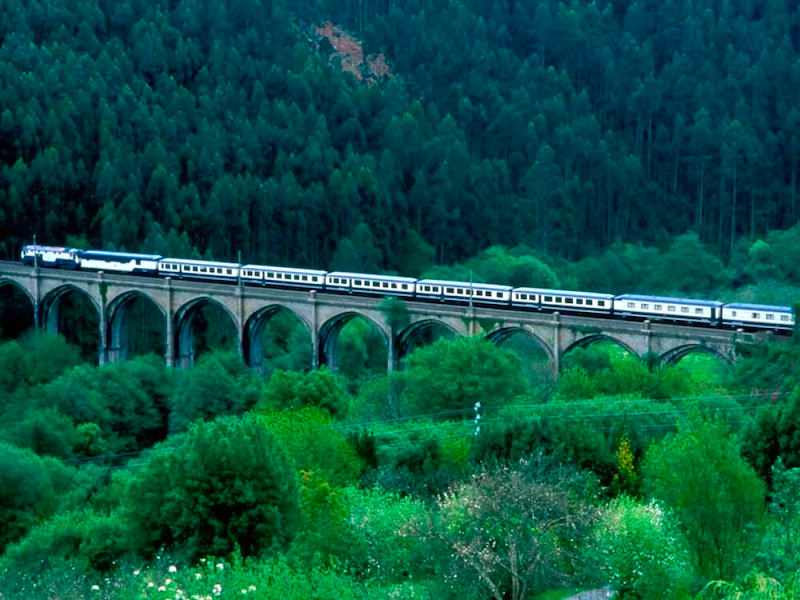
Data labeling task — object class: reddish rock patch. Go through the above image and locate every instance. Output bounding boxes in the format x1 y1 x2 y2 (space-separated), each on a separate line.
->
313 22 392 82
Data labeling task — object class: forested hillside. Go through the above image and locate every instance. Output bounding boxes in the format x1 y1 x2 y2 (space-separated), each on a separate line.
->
3 0 800 271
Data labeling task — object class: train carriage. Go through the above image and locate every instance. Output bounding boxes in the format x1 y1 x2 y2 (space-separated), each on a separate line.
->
721 303 794 330
241 265 327 288
515 288 614 314
614 294 723 325
79 250 162 275
21 245 81 269
416 279 512 304
326 272 417 296
158 258 239 281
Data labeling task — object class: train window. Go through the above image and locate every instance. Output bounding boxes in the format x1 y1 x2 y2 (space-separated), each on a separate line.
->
136 260 141 265
627 302 635 308
576 299 583 305
401 284 408 290
731 310 737 317
486 291 492 297
565 298 574 304
446 288 454 293
681 307 689 313
302 276 308 281
391 283 397 289
476 290 483 296
433 287 439 292
294 275 300 280
423 286 430 291
668 306 676 312
228 269 233 275
598 301 605 307
586 299 593 306
782 315 790 321
193 267 198 272
641 303 649 309
544 296 553 302
752 312 759 319
767 314 775 320
383 282 389 288
519 294 527 300
312 277 318 282
695 308 703 314
654 304 662 310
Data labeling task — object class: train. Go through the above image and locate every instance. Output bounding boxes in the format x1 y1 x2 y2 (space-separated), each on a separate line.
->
19 244 795 332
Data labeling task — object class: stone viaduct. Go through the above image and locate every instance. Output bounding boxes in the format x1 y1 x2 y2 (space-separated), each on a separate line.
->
0 262 766 376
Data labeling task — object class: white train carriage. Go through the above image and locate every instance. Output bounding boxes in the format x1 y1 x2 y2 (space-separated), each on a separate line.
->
614 294 723 324
21 245 81 269
326 272 417 296
241 265 326 288
514 288 614 313
79 250 162 274
158 258 239 281
722 303 794 330
415 279 512 304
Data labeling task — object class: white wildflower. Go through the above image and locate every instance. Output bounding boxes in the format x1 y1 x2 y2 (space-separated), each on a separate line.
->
159 586 166 591
216 563 224 570
169 565 177 573
212 583 223 596
195 573 202 580
248 586 256 592
134 570 140 576
91 585 100 591
166 578 172 585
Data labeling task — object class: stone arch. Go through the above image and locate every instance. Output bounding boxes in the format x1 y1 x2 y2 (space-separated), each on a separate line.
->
244 304 313 372
484 326 555 362
660 343 734 367
562 333 640 362
173 297 240 368
396 318 460 363
318 311 389 371
40 284 101 335
106 291 167 363
0 278 35 307
0 278 36 336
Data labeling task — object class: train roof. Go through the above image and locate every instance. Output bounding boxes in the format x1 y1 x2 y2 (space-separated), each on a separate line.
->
615 294 724 307
515 287 615 299
161 258 240 268
80 250 163 260
23 245 77 252
242 264 327 275
328 272 418 283
723 303 793 312
417 279 513 290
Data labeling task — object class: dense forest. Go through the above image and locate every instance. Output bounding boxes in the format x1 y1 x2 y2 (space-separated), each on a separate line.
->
3 0 800 270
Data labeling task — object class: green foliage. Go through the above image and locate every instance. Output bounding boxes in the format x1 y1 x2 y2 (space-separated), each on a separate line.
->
259 407 364 487
0 510 129 575
122 415 300 562
425 456 597 600
0 442 74 552
400 336 529 418
0 333 80 396
593 496 694 599
261 367 350 418
342 486 433 584
169 351 261 433
755 460 800 579
642 414 766 582
556 353 694 402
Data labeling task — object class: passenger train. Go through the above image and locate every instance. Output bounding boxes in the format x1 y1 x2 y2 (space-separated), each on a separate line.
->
19 244 795 332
